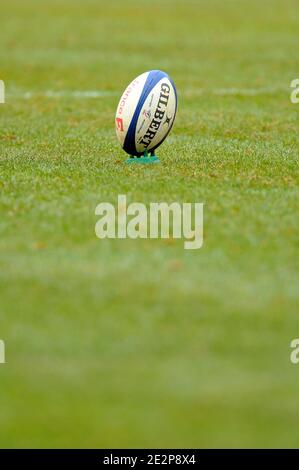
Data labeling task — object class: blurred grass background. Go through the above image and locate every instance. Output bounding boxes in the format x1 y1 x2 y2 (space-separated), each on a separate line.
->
0 0 299 447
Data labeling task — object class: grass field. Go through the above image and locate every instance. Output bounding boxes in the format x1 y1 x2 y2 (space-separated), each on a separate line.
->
0 0 299 448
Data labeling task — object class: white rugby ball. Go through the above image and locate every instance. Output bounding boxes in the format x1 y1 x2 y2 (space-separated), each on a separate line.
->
115 70 177 156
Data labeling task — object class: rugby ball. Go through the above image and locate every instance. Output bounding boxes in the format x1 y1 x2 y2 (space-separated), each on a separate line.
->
115 70 177 157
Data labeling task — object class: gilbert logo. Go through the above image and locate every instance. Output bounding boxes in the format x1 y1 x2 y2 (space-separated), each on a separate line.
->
0 80 5 104
0 340 5 364
95 195 203 250
139 82 171 147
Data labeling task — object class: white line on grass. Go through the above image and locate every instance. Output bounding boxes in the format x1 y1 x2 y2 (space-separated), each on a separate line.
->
8 86 287 100
11 90 118 99
185 86 288 97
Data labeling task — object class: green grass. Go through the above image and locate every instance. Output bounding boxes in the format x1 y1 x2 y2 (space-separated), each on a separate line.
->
0 0 299 448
